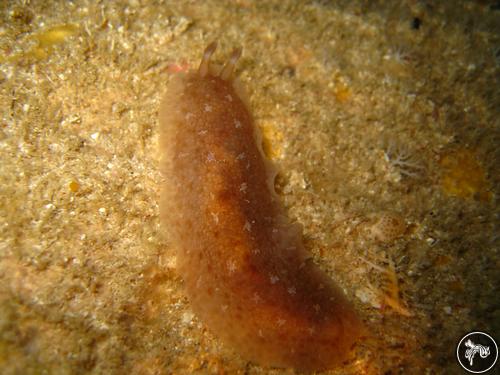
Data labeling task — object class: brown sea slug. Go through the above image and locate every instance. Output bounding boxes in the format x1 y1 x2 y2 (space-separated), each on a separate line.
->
159 42 365 371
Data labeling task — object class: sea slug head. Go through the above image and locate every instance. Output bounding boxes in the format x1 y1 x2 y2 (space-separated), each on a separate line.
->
198 41 242 81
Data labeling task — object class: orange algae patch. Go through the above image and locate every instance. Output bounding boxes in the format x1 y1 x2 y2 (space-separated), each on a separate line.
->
1 23 78 63
68 181 79 192
259 121 283 160
433 254 453 267
448 279 465 293
330 75 352 104
159 43 365 371
440 149 492 202
27 24 79 60
333 82 352 104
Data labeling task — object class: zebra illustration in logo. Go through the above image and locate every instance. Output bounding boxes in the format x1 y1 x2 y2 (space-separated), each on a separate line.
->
464 339 491 366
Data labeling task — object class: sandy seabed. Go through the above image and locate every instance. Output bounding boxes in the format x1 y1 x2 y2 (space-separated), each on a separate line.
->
0 1 498 374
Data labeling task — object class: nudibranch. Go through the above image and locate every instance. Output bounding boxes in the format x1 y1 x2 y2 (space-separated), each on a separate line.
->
159 42 365 371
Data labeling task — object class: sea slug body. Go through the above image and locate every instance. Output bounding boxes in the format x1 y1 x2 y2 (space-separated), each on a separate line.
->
159 42 365 371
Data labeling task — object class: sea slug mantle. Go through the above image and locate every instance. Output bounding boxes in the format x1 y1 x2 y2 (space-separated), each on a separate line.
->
159 42 365 371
